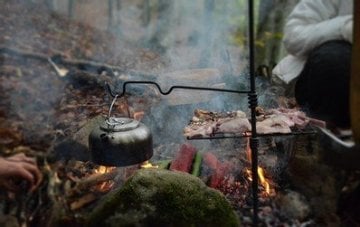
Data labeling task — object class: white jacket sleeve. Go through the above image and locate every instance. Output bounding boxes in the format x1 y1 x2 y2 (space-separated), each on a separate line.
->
283 0 353 57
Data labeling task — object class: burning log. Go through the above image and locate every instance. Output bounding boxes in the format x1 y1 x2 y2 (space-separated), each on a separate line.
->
69 168 118 196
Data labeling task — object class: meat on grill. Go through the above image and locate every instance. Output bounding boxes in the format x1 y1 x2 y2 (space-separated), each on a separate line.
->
216 117 251 134
256 115 292 134
184 109 250 138
184 108 326 138
183 121 217 138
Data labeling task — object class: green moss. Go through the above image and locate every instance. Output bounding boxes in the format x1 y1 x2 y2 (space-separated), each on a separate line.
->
86 169 240 227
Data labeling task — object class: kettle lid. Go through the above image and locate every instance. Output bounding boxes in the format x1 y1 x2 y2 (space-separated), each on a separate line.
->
100 117 140 132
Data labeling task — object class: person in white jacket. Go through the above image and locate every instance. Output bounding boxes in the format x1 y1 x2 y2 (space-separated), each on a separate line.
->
272 0 353 128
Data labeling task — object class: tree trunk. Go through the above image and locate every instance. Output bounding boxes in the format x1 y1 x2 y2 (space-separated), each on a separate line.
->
255 0 299 69
108 0 114 29
142 0 151 27
68 0 75 19
149 0 173 52
46 0 55 11
198 0 215 68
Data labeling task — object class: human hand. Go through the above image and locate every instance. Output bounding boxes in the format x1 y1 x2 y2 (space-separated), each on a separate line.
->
0 153 42 193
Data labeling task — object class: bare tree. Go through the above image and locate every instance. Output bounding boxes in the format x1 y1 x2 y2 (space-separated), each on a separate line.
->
148 0 174 52
255 0 299 70
198 0 215 68
68 0 75 19
45 0 55 11
142 0 151 27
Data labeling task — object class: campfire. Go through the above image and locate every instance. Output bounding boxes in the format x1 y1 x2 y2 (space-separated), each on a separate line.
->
1 1 359 227
243 137 275 197
92 166 116 192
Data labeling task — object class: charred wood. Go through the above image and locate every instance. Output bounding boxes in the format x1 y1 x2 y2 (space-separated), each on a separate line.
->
0 46 157 81
68 170 119 197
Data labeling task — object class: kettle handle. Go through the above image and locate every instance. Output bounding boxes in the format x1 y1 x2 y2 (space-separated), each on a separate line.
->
108 94 119 119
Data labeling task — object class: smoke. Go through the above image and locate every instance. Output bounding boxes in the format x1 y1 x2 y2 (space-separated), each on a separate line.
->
109 1 286 150
1 1 283 157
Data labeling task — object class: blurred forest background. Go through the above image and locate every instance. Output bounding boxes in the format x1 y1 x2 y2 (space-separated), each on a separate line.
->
41 0 299 73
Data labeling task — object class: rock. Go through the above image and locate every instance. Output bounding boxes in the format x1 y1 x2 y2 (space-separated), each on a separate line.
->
86 169 240 227
285 135 345 225
275 190 311 221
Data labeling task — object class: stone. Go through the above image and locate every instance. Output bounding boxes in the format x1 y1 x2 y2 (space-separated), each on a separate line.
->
285 135 345 225
275 190 311 221
86 169 240 226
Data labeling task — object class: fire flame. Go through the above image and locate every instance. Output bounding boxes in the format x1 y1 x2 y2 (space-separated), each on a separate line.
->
245 138 272 196
94 165 115 174
93 165 116 192
140 161 158 169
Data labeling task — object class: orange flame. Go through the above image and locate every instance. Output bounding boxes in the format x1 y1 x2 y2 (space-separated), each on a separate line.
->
140 161 158 169
94 165 115 174
257 167 270 195
94 166 116 192
245 138 272 196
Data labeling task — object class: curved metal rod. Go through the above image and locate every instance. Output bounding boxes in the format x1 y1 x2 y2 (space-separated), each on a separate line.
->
105 81 250 98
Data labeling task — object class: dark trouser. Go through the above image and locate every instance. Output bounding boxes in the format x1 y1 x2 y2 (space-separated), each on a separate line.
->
295 40 352 128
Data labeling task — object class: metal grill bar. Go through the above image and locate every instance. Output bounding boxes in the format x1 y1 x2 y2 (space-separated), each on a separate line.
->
186 130 316 140
105 81 250 98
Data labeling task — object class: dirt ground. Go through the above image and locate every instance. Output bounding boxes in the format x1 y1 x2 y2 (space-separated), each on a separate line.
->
0 1 167 152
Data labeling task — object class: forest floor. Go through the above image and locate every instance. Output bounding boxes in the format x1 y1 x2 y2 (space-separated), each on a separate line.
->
0 2 174 225
0 0 167 152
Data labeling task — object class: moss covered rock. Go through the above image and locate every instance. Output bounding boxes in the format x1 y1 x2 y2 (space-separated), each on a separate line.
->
87 169 240 227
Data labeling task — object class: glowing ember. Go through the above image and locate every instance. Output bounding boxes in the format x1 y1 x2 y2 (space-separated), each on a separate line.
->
94 165 116 174
140 161 158 169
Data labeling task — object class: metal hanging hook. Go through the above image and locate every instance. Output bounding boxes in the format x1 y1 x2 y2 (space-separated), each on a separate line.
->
107 94 119 119
105 81 249 99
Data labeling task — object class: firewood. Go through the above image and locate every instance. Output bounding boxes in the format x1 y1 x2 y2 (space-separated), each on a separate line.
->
70 193 97 211
69 169 119 196
0 46 157 80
